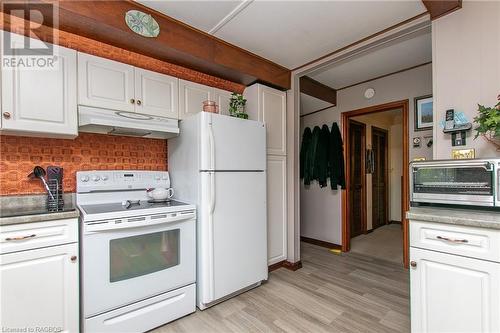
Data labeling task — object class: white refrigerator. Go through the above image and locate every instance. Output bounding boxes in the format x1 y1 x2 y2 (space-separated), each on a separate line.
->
168 112 268 309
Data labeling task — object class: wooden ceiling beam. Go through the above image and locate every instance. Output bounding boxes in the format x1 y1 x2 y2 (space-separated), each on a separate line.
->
422 0 462 20
0 0 291 90
300 76 337 106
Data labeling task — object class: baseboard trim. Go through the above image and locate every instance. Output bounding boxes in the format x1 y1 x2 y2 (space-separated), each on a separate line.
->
268 260 286 272
268 260 303 272
301 236 342 250
282 260 303 271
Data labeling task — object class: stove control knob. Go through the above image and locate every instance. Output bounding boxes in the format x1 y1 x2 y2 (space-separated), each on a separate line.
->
155 176 161 180
80 176 90 182
101 175 109 181
92 175 101 182
162 176 168 180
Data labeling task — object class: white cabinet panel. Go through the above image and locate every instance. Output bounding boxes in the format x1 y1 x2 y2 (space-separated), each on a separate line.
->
213 88 232 116
78 52 135 112
134 67 178 118
1 33 77 138
260 86 287 155
410 247 500 333
244 84 287 155
267 155 287 265
0 243 79 333
179 79 212 119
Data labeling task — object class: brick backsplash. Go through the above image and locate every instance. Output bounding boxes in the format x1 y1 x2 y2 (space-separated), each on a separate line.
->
0 133 167 195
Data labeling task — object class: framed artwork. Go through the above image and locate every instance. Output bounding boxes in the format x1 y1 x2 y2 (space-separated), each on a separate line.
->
414 95 433 131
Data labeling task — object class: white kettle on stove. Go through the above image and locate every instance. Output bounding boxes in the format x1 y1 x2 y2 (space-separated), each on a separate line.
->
146 187 174 201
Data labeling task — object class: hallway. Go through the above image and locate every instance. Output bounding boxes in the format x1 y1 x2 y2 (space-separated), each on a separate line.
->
350 224 403 264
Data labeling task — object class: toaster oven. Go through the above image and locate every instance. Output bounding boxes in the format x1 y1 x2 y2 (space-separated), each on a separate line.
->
410 158 500 208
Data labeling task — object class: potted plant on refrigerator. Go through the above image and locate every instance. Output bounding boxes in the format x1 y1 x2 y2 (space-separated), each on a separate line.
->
473 94 500 150
229 93 248 119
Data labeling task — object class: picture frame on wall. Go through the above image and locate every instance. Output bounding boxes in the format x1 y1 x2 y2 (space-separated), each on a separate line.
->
414 95 433 131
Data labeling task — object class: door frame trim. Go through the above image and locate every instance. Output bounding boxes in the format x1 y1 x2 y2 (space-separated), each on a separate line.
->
371 125 389 231
348 119 367 237
341 99 410 268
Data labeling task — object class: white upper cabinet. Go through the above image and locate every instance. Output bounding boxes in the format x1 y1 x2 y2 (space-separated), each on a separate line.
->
178 79 213 120
78 52 135 112
244 84 287 155
134 67 179 119
1 33 77 138
213 88 233 116
78 52 179 119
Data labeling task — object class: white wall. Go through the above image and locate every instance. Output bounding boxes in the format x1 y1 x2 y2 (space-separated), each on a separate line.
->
432 1 500 158
300 64 432 245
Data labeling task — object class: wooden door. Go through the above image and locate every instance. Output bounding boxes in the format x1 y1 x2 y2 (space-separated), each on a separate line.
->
134 67 179 119
78 52 135 112
0 243 79 333
372 126 388 229
410 247 500 333
348 120 365 238
1 33 78 138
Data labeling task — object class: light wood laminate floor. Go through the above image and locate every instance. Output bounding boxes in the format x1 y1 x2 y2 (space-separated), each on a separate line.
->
152 242 410 333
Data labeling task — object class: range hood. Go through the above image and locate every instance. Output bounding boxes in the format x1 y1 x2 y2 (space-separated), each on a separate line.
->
78 106 179 139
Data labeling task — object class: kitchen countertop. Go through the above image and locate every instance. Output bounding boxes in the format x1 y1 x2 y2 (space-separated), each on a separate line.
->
407 206 500 230
0 194 80 226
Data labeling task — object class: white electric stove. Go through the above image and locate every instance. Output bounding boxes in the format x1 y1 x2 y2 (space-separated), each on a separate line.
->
76 170 196 333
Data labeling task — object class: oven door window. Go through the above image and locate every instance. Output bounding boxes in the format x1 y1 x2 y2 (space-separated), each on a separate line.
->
110 229 180 282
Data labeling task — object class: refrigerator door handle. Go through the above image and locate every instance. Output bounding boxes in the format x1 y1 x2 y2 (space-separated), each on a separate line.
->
208 123 215 170
210 172 216 214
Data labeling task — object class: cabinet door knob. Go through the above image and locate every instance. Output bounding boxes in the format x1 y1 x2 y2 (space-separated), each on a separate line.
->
410 261 417 268
3 112 11 119
136 100 142 106
130 99 135 104
70 255 78 263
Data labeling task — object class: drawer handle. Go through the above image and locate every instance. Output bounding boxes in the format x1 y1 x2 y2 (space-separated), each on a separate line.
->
5 234 36 241
436 235 468 243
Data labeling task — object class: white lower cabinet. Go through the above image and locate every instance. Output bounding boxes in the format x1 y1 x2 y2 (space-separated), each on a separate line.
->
410 223 500 333
0 219 79 333
267 155 287 265
0 243 79 333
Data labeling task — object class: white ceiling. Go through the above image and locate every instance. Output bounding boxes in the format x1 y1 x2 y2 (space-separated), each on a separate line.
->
138 0 427 69
300 93 333 115
310 30 432 89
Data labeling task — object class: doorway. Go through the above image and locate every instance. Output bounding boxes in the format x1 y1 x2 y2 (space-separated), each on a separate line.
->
371 126 388 230
348 120 366 238
341 100 410 267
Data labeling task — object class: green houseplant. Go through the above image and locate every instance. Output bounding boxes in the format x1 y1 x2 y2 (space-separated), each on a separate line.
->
473 94 500 150
228 93 248 119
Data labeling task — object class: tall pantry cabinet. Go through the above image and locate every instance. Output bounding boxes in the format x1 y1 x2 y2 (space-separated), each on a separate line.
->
245 84 287 265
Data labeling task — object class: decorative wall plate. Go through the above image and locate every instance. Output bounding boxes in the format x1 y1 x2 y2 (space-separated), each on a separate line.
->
125 10 160 38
